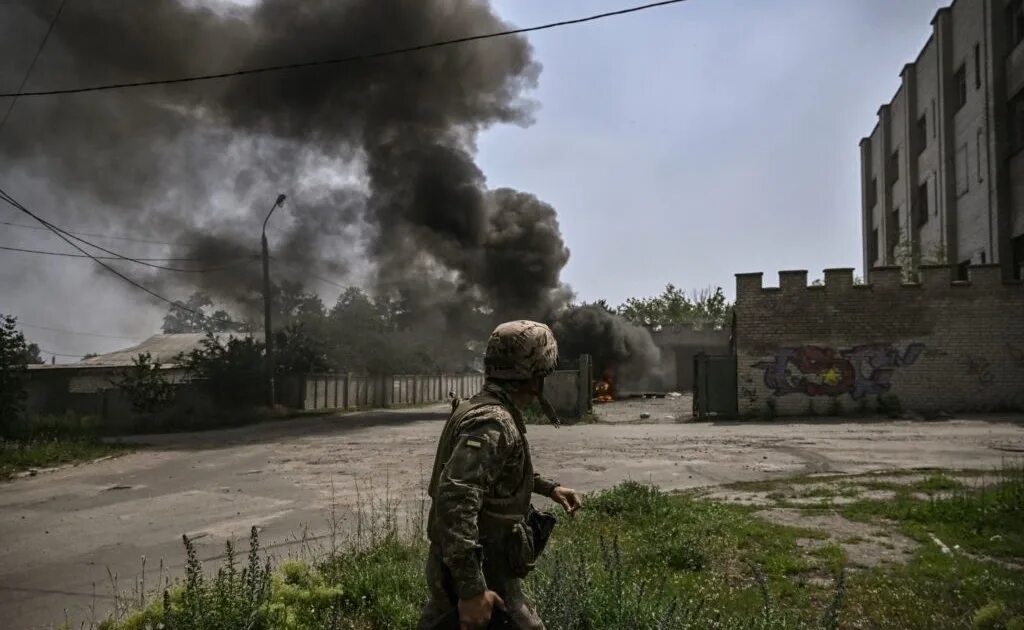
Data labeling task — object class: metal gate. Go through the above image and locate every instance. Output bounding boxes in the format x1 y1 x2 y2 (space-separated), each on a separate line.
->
693 353 737 419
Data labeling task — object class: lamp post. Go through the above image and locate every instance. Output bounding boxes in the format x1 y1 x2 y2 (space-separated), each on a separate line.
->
262 193 287 407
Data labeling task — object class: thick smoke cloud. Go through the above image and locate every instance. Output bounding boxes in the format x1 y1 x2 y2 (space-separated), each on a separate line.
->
1 0 657 379
552 305 662 393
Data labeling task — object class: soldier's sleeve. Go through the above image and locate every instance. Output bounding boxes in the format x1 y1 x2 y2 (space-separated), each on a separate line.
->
434 409 515 599
533 473 560 498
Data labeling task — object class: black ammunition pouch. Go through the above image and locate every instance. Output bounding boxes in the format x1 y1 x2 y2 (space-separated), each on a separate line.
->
506 506 557 578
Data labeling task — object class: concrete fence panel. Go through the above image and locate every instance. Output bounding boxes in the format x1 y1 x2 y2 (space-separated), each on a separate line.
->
295 357 591 417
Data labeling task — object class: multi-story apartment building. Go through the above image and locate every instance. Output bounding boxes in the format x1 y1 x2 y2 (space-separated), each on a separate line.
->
860 0 1024 281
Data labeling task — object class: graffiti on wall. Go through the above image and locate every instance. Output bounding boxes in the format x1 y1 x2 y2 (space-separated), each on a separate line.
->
754 343 926 398
964 355 995 385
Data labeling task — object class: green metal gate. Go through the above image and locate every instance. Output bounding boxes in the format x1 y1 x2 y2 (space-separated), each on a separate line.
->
693 353 737 419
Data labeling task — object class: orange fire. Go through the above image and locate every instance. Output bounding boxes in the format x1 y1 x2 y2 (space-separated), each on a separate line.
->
593 370 615 403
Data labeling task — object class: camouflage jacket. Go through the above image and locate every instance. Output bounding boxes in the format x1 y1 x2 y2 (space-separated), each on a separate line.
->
426 381 560 598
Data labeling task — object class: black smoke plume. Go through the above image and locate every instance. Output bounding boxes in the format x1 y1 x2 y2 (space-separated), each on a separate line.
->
1 0 657 379
551 305 662 393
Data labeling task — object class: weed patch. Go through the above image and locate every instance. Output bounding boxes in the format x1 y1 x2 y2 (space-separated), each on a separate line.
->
97 473 1024 629
0 436 125 480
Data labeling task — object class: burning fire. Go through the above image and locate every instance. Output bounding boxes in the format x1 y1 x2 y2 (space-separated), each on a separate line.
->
593 370 615 403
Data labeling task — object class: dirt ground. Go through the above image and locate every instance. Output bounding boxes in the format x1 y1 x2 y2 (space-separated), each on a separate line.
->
591 393 692 424
1 402 1023 628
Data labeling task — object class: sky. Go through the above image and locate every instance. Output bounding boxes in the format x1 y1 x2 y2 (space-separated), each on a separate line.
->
0 0 947 361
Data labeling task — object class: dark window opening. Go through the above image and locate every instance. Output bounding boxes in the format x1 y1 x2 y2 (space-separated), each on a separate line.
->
980 251 986 264
915 183 929 228
1012 0 1024 49
955 65 967 111
957 260 971 282
867 177 878 208
869 228 879 265
1014 235 1024 281
1011 89 1024 154
974 44 981 90
888 150 900 183
917 115 927 154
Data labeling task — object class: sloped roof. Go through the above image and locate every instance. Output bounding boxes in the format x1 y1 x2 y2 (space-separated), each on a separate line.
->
73 332 260 368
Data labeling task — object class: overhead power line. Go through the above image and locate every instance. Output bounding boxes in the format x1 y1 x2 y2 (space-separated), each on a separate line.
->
0 186 206 319
0 0 68 134
37 347 84 359
0 0 690 98
2 211 248 272
0 219 177 246
17 321 144 341
0 243 252 266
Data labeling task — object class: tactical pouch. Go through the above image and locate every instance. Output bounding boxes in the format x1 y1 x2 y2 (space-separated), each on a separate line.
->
505 506 557 578
526 506 557 557
505 519 536 578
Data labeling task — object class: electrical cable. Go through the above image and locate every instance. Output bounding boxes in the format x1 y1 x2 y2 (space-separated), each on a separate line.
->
0 244 253 268
36 347 84 359
0 200 248 272
16 321 143 341
0 0 68 133
0 186 207 318
0 219 177 246
0 0 690 98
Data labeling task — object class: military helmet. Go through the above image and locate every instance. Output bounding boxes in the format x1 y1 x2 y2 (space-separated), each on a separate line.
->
484 320 559 380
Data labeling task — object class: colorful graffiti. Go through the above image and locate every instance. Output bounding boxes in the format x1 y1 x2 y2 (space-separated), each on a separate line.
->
754 343 926 398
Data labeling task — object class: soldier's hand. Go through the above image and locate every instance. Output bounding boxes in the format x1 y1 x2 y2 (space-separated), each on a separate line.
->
551 486 582 516
458 589 505 629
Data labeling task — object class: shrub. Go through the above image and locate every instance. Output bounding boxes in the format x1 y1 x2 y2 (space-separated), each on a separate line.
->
118 352 176 414
179 334 264 406
0 314 30 434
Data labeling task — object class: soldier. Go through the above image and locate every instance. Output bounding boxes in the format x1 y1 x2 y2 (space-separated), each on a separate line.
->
419 320 582 630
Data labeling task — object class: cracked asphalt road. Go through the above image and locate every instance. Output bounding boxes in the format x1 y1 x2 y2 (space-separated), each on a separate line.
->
2 404 1022 629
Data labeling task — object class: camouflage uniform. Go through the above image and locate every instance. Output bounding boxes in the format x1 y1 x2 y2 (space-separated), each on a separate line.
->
419 322 561 630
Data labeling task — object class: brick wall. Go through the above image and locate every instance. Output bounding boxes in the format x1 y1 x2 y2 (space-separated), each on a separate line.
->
734 265 1024 416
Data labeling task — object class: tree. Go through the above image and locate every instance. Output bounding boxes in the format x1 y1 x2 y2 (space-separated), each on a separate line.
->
21 343 43 365
274 280 326 328
0 314 31 430
894 226 947 284
617 284 733 329
162 292 241 334
179 334 265 405
118 352 175 413
274 323 329 375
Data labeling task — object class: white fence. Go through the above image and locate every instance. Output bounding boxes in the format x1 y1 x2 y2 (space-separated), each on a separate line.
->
299 373 485 411
295 356 592 418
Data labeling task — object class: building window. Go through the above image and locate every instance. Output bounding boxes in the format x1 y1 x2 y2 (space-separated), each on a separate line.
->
955 64 967 111
1013 234 1024 280
870 228 879 265
974 44 981 90
956 144 969 196
867 177 878 208
957 260 971 281
1012 89 1024 155
977 129 985 182
917 115 927 154
915 183 929 227
1012 0 1024 49
888 149 900 183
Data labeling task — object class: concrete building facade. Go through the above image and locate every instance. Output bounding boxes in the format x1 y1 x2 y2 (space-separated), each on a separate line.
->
860 0 1024 282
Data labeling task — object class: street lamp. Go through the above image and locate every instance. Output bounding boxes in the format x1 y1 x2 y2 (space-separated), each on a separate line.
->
262 193 287 407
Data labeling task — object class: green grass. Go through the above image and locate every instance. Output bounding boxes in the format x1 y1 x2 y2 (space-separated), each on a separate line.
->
0 436 125 480
840 463 1024 560
98 466 1024 630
